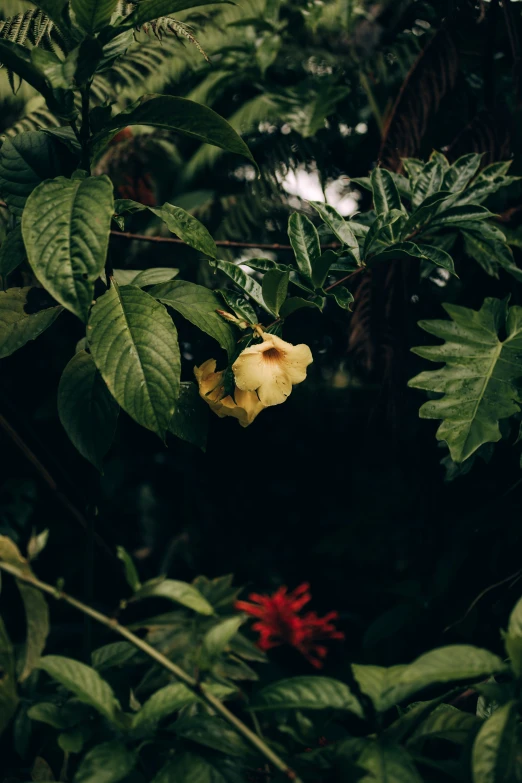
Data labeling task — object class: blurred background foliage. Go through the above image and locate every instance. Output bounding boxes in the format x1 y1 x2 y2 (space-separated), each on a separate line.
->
1 0 522 683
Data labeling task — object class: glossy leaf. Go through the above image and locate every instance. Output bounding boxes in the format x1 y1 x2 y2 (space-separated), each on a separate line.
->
429 204 491 228
308 201 360 259
409 298 522 462
412 155 447 208
22 175 114 322
0 40 48 101
328 286 354 310
0 225 25 278
279 296 323 317
58 350 118 471
471 702 518 783
312 250 337 289
399 191 453 238
203 616 245 661
72 0 118 33
116 546 141 592
369 242 456 276
364 210 406 256
214 260 268 312
169 382 208 451
442 153 482 193
262 269 289 316
0 132 73 217
250 676 364 716
371 167 402 215
92 95 254 164
456 161 519 206
407 704 480 747
461 223 522 282
132 682 198 734
288 213 321 283
91 642 136 671
112 268 179 287
150 280 236 357
150 203 218 257
87 282 180 439
0 288 62 359
74 741 136 783
134 578 214 614
218 290 257 324
38 655 122 723
357 742 422 782
17 582 50 682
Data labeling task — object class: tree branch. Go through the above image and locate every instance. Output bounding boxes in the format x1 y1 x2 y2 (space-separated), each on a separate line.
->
0 560 301 782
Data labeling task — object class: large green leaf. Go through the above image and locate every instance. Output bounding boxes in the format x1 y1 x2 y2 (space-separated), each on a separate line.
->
461 223 522 282
203 616 245 661
471 702 519 783
150 203 218 257
409 298 522 462
74 741 136 783
58 350 119 471
357 743 422 782
117 0 232 30
150 280 236 358
0 132 74 217
214 260 268 312
87 282 180 439
411 155 447 208
288 213 321 284
370 168 402 215
92 95 254 164
442 153 482 193
250 676 364 716
456 161 519 206
262 269 289 316
369 242 456 275
22 175 114 322
0 617 19 735
406 704 480 747
169 382 208 451
152 752 244 783
0 288 62 359
112 268 179 287
132 682 197 734
134 577 214 614
364 210 406 256
38 655 122 723
72 0 118 33
354 645 505 713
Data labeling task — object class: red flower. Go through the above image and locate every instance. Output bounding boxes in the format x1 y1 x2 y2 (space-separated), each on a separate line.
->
235 583 344 669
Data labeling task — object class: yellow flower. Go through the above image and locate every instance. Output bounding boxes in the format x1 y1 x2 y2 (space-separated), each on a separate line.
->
232 333 313 406
194 359 265 427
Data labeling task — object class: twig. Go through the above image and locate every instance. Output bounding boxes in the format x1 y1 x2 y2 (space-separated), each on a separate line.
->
444 567 522 633
0 560 301 782
110 230 341 252
0 414 113 560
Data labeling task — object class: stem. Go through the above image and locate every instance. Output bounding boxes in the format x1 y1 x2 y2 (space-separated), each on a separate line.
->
79 84 92 174
0 561 301 782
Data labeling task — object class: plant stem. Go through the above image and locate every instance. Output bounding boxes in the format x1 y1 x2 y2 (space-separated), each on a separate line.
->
79 84 92 174
0 560 301 782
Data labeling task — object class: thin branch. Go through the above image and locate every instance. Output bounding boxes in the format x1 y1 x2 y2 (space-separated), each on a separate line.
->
110 230 341 252
444 566 522 633
0 560 301 782
0 414 114 560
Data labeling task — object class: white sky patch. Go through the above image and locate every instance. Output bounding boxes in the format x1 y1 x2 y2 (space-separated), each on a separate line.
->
281 166 359 216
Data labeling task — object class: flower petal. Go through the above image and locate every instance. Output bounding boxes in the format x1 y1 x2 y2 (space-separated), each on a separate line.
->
282 343 313 384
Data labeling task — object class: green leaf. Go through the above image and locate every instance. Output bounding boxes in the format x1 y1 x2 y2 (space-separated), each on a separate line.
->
74 741 136 783
132 682 198 734
364 210 406 256
369 242 456 276
150 203 218 258
31 0 68 27
174 715 253 759
27 702 67 729
256 34 281 75
38 655 122 723
412 155 447 208
262 269 289 316
92 95 254 165
218 290 257 324
203 616 245 661
456 161 519 205
0 617 19 735
471 702 519 783
116 546 141 592
442 153 482 193
0 132 75 217
150 280 236 358
0 288 62 359
0 40 48 100
0 225 26 278
214 260 268 312
169 382 208 451
58 728 84 754
72 0 118 33
116 0 232 30
406 704 480 747
58 350 118 471
328 286 354 310
22 175 114 322
288 213 321 283
30 48 74 90
17 581 49 682
399 191 453 238
312 250 337 289
250 676 364 717
308 201 360 259
91 642 136 671
462 223 522 282
429 204 491 228
409 298 522 462
152 752 244 783
354 645 505 712
279 296 323 317
87 281 180 439
508 597 522 637
357 742 422 782
371 168 402 215
112 268 179 287
134 578 214 614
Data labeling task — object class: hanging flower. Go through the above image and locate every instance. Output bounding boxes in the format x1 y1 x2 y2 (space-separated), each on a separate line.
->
235 583 344 669
194 359 265 427
232 333 313 407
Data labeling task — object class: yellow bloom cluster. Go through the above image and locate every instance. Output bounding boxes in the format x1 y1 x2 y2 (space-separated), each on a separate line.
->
194 333 313 426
